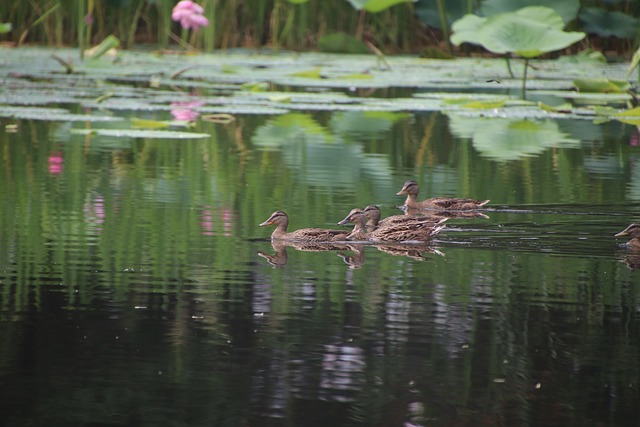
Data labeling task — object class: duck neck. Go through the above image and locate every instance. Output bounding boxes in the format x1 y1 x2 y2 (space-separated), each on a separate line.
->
348 222 369 240
270 221 290 240
404 193 418 208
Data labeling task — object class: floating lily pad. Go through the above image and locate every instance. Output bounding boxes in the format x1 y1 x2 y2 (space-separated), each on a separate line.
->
71 128 210 139
0 106 124 122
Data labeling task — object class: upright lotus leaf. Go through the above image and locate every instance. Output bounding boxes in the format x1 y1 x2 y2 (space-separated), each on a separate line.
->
480 0 580 24
451 7 585 58
579 7 639 39
346 0 414 13
0 23 11 33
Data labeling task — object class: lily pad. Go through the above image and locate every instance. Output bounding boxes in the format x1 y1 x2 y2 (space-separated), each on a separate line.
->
0 106 124 122
71 128 210 139
573 78 631 93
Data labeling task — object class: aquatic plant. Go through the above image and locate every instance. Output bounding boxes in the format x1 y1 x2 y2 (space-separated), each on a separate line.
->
450 6 586 94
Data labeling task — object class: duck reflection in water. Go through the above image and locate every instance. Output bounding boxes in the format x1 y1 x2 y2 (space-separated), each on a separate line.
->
259 241 444 268
258 240 353 268
615 223 640 268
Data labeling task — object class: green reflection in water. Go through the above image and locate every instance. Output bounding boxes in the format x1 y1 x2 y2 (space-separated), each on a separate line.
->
1 99 639 426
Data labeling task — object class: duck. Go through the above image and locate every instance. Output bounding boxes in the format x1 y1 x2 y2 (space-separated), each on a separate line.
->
363 204 446 230
615 223 640 249
338 208 445 243
396 180 490 211
259 210 349 242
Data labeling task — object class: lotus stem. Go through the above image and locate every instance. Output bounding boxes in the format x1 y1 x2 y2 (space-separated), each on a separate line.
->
505 56 514 78
522 58 529 97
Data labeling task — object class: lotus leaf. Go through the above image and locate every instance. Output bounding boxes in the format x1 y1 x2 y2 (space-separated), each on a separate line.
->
480 0 580 24
450 6 585 58
579 7 639 39
573 78 630 93
71 128 210 139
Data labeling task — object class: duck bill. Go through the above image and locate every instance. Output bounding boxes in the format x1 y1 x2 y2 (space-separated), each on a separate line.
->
337 215 352 226
395 189 406 196
258 219 273 227
615 230 629 237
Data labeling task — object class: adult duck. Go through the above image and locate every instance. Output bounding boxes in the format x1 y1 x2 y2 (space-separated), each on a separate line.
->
615 224 640 249
338 208 445 243
396 180 489 211
259 210 349 242
363 204 446 230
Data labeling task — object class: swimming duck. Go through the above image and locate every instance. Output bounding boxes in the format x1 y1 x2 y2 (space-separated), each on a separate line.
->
363 204 446 230
259 210 349 242
338 208 445 243
396 180 490 211
615 224 640 249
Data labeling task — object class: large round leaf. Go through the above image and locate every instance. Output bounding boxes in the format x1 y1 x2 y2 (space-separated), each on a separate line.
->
579 7 639 39
451 6 585 58
480 0 580 24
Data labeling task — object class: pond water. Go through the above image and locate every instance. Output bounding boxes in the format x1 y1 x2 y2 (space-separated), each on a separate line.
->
1 48 640 426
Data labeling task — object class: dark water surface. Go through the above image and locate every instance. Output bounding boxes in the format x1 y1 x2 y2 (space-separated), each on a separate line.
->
2 73 640 425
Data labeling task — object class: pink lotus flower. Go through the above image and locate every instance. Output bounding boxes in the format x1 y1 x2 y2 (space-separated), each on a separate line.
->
172 1 209 31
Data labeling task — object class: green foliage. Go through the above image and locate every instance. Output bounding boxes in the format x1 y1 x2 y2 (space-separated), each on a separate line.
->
414 0 473 30
579 7 640 39
318 32 370 53
346 0 414 13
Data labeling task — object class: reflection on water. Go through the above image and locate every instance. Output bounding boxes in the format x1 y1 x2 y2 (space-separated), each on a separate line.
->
1 106 640 427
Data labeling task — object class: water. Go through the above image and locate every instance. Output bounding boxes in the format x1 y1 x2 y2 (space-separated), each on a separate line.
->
1 68 640 426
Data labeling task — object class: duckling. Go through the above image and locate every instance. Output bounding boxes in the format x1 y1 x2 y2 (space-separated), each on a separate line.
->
615 223 640 249
363 205 446 230
396 180 489 211
338 209 445 243
259 210 349 242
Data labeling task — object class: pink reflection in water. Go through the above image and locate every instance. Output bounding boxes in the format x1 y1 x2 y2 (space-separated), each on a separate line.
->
48 152 64 175
84 195 106 231
171 100 205 122
200 206 235 237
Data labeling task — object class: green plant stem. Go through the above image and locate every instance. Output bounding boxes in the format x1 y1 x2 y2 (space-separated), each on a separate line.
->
505 56 514 78
126 0 146 49
435 0 451 53
78 0 86 59
522 58 529 97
